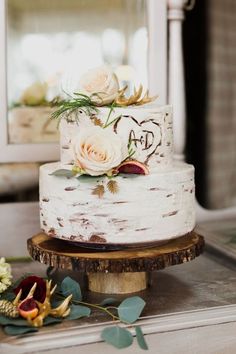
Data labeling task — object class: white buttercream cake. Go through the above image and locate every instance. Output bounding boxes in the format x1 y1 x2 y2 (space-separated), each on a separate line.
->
39 104 195 246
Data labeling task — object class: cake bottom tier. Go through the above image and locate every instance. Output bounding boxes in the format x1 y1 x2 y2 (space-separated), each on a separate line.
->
40 162 195 245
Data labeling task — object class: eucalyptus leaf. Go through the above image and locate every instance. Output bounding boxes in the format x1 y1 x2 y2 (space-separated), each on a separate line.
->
65 304 91 320
61 276 82 301
101 326 133 349
135 326 148 350
0 315 28 327
4 325 38 336
50 169 75 178
46 266 55 278
118 296 146 324
99 298 117 306
44 316 62 326
51 299 62 308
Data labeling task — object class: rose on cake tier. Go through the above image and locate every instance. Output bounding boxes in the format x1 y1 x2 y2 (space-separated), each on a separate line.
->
71 126 128 176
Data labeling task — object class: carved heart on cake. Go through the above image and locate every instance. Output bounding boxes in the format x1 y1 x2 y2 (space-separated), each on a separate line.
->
113 115 162 164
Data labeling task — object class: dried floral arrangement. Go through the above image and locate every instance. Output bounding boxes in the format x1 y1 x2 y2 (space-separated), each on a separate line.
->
50 66 155 196
0 259 148 350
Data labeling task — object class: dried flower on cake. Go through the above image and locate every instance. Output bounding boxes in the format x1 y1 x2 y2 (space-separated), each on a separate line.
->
92 185 105 198
115 85 157 106
107 180 119 194
0 258 12 294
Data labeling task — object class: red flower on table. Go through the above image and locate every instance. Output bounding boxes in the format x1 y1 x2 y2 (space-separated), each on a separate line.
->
14 275 46 303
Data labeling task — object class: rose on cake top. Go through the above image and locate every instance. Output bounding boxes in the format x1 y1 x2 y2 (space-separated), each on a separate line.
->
51 65 157 121
78 66 119 106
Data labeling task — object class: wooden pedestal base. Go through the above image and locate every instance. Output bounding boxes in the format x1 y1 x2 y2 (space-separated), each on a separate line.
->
87 272 148 294
27 231 204 294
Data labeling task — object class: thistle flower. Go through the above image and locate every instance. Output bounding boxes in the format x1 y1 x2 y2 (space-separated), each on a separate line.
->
0 258 12 294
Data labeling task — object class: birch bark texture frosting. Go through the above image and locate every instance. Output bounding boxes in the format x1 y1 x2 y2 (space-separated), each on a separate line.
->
40 104 196 245
60 105 173 171
40 161 195 244
39 65 196 245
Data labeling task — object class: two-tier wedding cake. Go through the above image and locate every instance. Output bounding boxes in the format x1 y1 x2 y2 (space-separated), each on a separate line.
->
39 66 195 247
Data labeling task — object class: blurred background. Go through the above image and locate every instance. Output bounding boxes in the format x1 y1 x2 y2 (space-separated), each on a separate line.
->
1 0 148 202
1 0 236 212
184 0 236 209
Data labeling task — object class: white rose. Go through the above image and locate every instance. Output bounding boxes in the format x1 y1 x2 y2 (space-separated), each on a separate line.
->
20 81 48 106
72 126 126 176
78 66 119 105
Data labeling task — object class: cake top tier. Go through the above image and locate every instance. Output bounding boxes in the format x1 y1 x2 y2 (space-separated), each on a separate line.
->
52 65 172 177
60 104 173 174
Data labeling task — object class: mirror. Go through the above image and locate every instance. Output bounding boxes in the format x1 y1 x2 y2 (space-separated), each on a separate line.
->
0 0 167 202
6 0 148 145
0 0 167 163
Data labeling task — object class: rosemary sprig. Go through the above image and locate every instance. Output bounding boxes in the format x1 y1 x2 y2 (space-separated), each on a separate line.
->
127 139 136 159
103 102 116 127
51 93 99 121
103 115 121 129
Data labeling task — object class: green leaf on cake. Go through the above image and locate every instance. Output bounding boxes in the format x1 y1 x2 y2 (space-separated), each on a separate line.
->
50 169 75 178
65 304 91 320
51 93 98 120
61 276 82 301
135 325 148 350
77 175 104 183
118 296 146 324
101 326 133 349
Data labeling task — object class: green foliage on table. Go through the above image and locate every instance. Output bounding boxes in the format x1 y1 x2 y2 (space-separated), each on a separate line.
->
0 275 148 350
118 296 146 324
101 326 133 349
61 276 82 301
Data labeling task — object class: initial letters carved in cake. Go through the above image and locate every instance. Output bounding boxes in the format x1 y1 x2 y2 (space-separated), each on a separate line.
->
114 115 162 164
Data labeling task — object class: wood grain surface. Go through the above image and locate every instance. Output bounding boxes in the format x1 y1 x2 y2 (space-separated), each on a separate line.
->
27 231 204 273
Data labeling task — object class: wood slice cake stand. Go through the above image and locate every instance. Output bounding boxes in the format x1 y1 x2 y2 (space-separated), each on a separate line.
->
27 231 204 294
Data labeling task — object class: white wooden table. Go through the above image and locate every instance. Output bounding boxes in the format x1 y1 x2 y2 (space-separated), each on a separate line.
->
0 202 236 354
